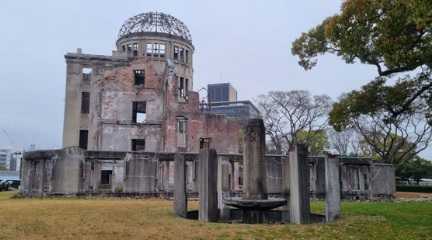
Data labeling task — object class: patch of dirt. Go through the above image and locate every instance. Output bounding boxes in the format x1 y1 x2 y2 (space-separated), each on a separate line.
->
395 192 432 201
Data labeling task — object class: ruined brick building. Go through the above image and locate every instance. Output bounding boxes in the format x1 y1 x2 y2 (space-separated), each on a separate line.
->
63 12 244 154
20 12 395 199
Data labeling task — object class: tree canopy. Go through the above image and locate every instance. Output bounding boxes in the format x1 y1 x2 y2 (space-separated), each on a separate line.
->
397 156 432 183
292 0 432 121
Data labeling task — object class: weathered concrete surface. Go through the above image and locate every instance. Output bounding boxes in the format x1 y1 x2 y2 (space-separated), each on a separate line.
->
325 154 340 222
199 145 219 222
21 147 84 196
243 119 267 200
371 163 396 199
124 153 158 193
281 155 290 222
174 153 187 218
52 147 84 195
314 158 326 198
289 144 310 224
20 148 396 201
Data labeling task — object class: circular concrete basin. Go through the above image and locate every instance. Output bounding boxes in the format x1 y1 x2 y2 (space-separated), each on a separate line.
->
224 198 287 211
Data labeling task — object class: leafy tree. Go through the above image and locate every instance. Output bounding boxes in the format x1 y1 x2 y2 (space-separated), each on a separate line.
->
292 0 432 163
296 130 329 155
292 0 432 122
397 156 432 184
329 82 432 164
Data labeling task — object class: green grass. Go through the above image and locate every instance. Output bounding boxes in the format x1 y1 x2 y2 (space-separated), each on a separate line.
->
0 191 431 240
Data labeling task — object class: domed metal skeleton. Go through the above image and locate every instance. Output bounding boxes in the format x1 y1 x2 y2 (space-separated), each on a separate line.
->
118 12 192 43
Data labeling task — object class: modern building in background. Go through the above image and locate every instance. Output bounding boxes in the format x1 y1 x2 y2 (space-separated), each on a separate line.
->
205 83 261 119
207 101 261 119
0 149 22 172
0 149 11 170
8 152 22 171
207 83 238 103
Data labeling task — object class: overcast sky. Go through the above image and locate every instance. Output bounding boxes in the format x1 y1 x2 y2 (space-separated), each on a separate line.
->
0 0 430 158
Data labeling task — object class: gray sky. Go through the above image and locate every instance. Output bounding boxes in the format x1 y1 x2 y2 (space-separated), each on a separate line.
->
0 0 430 158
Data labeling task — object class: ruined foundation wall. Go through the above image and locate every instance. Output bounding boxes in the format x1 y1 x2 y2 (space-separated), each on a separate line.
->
371 163 396 198
21 147 84 196
21 149 396 199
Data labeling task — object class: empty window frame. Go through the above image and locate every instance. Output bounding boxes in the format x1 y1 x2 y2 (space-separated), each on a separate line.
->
179 48 185 62
134 70 145 85
82 68 92 81
127 44 132 53
131 139 146 151
176 117 187 147
132 101 146 123
81 92 90 114
79 130 88 150
100 170 112 185
146 43 166 57
174 46 188 63
174 46 180 60
363 173 369 190
132 43 139 56
177 77 189 99
353 168 360 190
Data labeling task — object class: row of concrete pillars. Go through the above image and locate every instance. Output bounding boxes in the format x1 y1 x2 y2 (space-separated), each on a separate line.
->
174 119 340 224
173 144 341 224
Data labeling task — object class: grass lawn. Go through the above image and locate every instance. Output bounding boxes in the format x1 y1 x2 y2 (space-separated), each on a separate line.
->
0 192 431 240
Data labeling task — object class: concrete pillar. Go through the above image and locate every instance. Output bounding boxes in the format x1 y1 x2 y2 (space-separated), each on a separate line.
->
217 155 228 220
289 144 310 224
243 119 267 200
281 155 290 222
174 153 187 218
325 153 341 222
199 138 219 222
315 158 326 198
52 147 84 195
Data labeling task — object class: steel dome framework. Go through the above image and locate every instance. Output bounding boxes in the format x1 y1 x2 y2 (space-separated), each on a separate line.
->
118 12 192 43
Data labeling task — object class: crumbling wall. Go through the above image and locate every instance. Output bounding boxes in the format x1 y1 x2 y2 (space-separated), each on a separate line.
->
20 149 396 199
89 58 167 152
21 147 84 196
164 112 244 154
340 163 371 200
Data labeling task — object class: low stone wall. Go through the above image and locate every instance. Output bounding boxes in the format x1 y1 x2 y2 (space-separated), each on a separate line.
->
20 148 395 199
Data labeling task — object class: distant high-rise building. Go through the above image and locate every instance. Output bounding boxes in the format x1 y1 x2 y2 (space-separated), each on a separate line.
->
205 83 260 120
0 149 11 170
207 83 238 103
8 151 22 171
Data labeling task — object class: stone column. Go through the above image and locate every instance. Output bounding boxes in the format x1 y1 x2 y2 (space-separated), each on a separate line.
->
281 155 290 222
315 158 326 198
325 153 341 222
289 144 310 224
199 138 219 222
53 147 85 195
243 119 267 200
217 155 229 220
174 153 187 218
